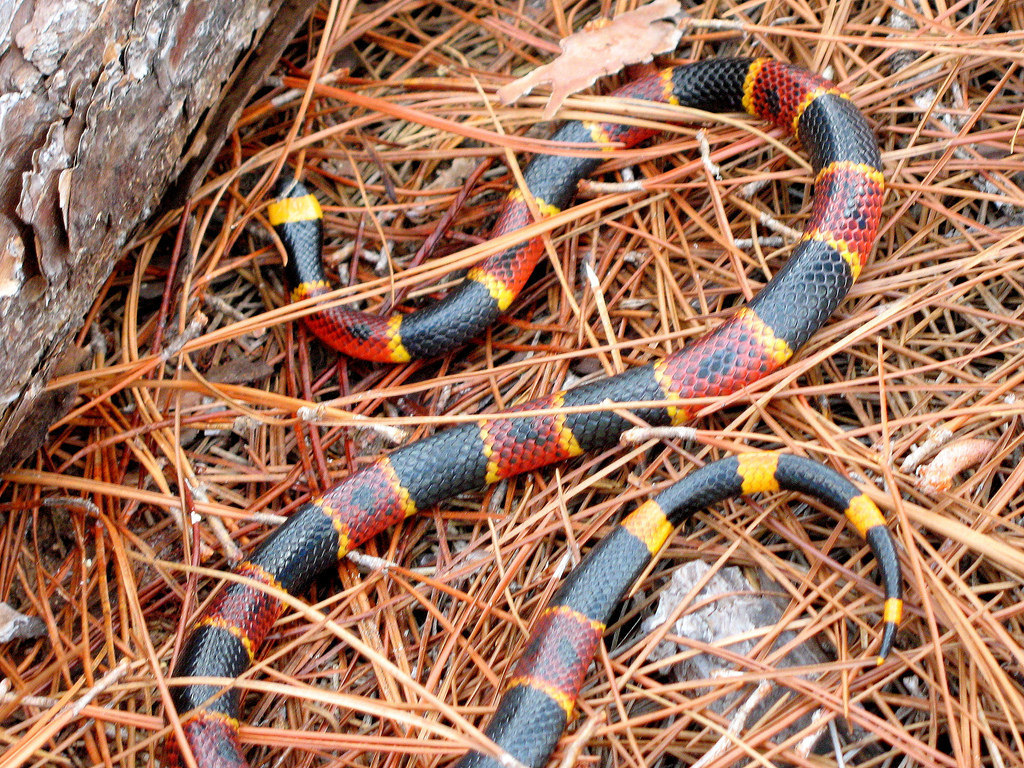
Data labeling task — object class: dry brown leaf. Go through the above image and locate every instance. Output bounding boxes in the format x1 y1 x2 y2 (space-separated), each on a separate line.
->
497 0 682 119
916 437 996 493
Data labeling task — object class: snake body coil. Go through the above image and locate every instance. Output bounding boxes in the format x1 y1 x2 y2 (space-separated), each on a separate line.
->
167 57 898 768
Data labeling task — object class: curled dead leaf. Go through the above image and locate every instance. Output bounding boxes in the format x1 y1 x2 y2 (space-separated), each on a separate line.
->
497 0 683 120
916 437 996 494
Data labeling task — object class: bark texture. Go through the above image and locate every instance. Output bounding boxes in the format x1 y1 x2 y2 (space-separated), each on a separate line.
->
0 0 316 466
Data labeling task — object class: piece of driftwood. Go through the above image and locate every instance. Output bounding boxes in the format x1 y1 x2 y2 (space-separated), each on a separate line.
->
0 0 317 467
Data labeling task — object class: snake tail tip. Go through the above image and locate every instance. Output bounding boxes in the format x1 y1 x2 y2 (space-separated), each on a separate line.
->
878 621 899 663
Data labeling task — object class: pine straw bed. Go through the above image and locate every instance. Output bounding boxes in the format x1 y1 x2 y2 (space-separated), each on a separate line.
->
3 1 1024 767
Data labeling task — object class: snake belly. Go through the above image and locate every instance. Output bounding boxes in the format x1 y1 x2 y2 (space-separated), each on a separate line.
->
166 57 893 768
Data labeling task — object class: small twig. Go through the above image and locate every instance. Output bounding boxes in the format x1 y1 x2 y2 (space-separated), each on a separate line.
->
556 712 606 768
692 675 773 768
161 312 208 361
899 428 954 474
346 550 397 572
621 425 697 444
41 496 101 516
697 129 721 179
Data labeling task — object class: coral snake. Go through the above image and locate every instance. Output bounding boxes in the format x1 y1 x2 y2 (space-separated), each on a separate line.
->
166 57 901 768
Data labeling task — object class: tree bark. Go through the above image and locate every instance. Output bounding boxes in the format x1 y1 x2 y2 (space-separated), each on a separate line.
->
0 0 316 466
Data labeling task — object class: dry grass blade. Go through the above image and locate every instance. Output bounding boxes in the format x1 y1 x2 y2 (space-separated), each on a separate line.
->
2 1 1023 767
